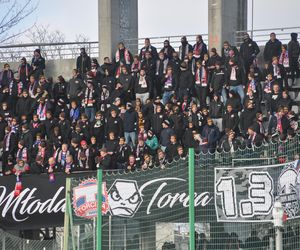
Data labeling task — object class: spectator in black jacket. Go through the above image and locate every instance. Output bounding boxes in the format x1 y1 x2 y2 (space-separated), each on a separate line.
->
247 126 264 148
160 40 175 60
264 33 282 64
176 62 194 101
240 100 257 136
239 33 260 74
162 66 176 105
135 69 150 104
225 58 246 105
119 66 134 103
123 102 138 147
76 48 91 76
139 38 158 61
193 35 207 61
165 134 179 161
96 148 112 170
288 33 300 83
30 49 45 79
179 36 193 61
16 90 33 120
222 41 239 63
268 107 291 136
209 94 224 131
222 104 240 134
267 56 286 89
106 109 123 138
210 61 225 97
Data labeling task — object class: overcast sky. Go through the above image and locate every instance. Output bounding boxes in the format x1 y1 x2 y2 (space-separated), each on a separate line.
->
3 0 300 42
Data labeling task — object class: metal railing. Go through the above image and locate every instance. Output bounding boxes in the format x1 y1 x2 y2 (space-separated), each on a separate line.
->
0 26 300 62
235 26 300 46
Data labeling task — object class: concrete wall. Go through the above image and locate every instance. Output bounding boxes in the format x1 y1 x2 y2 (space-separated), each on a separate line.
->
98 0 138 63
1 59 76 80
208 0 247 52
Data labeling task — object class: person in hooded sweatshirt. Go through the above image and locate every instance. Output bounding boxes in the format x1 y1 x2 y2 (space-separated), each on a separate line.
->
288 32 300 83
178 36 193 61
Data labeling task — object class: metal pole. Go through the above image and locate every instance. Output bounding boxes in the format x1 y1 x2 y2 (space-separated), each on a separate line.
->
189 148 195 250
275 227 283 250
251 0 254 39
97 170 103 250
109 216 112 250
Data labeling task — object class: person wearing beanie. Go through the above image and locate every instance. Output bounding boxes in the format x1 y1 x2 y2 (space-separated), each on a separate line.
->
288 32 300 83
239 33 260 74
30 48 45 79
76 47 91 76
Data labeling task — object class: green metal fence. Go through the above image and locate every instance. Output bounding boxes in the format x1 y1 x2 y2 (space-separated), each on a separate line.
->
63 133 300 250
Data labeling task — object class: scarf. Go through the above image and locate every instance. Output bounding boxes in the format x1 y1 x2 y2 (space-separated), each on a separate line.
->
179 44 189 60
94 119 103 128
201 66 207 86
78 148 89 168
264 80 273 93
247 80 256 94
230 66 237 81
18 64 29 78
273 64 281 78
65 162 73 171
4 132 12 151
84 88 94 106
17 82 23 96
276 114 283 133
28 82 36 97
164 75 173 89
37 103 47 121
115 48 131 65
32 122 39 129
17 147 27 162
193 42 203 58
156 59 169 75
140 46 152 59
131 61 141 73
38 148 46 161
279 51 289 68
195 68 201 84
59 150 69 167
138 76 148 88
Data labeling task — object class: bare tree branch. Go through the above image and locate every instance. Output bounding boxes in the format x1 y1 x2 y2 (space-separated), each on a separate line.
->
0 0 38 43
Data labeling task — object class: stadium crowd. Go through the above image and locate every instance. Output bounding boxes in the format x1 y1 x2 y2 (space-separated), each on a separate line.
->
0 32 299 175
